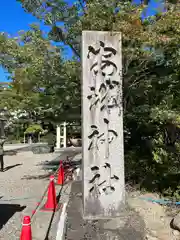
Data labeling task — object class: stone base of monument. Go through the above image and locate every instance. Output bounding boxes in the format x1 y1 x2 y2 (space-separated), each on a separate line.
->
64 181 145 240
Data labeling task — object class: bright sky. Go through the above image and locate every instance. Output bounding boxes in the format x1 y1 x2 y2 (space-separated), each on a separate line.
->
0 0 37 82
0 0 164 82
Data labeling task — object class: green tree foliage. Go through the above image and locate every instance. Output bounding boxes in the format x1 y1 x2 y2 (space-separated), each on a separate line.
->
0 24 81 122
10 0 180 198
25 124 43 134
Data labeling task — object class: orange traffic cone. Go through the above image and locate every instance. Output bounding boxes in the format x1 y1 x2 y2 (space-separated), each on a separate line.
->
20 216 32 240
57 161 65 185
41 175 60 211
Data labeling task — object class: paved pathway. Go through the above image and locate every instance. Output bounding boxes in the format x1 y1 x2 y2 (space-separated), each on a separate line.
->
4 144 31 151
4 143 48 151
0 151 61 240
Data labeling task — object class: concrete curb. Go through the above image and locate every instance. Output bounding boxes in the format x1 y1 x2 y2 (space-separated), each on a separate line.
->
56 202 68 240
55 167 81 240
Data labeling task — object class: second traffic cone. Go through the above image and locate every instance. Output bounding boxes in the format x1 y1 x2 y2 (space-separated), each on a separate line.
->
41 175 60 211
20 216 32 240
57 161 64 185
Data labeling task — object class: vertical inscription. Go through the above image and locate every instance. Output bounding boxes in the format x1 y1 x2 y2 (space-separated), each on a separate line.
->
82 31 125 219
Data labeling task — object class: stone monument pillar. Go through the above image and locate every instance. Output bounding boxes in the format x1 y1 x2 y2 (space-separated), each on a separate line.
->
82 31 125 219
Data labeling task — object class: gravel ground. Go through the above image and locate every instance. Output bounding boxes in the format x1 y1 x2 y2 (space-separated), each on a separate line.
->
0 151 60 240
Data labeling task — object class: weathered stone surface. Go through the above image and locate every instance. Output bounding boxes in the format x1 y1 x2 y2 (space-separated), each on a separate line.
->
145 235 159 240
172 212 180 231
172 230 180 236
82 31 125 218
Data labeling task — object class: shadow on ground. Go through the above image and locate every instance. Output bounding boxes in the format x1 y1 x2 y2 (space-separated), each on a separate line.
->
3 164 23 172
22 150 82 181
0 204 26 230
65 181 146 240
22 160 81 180
4 150 17 156
21 172 52 180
